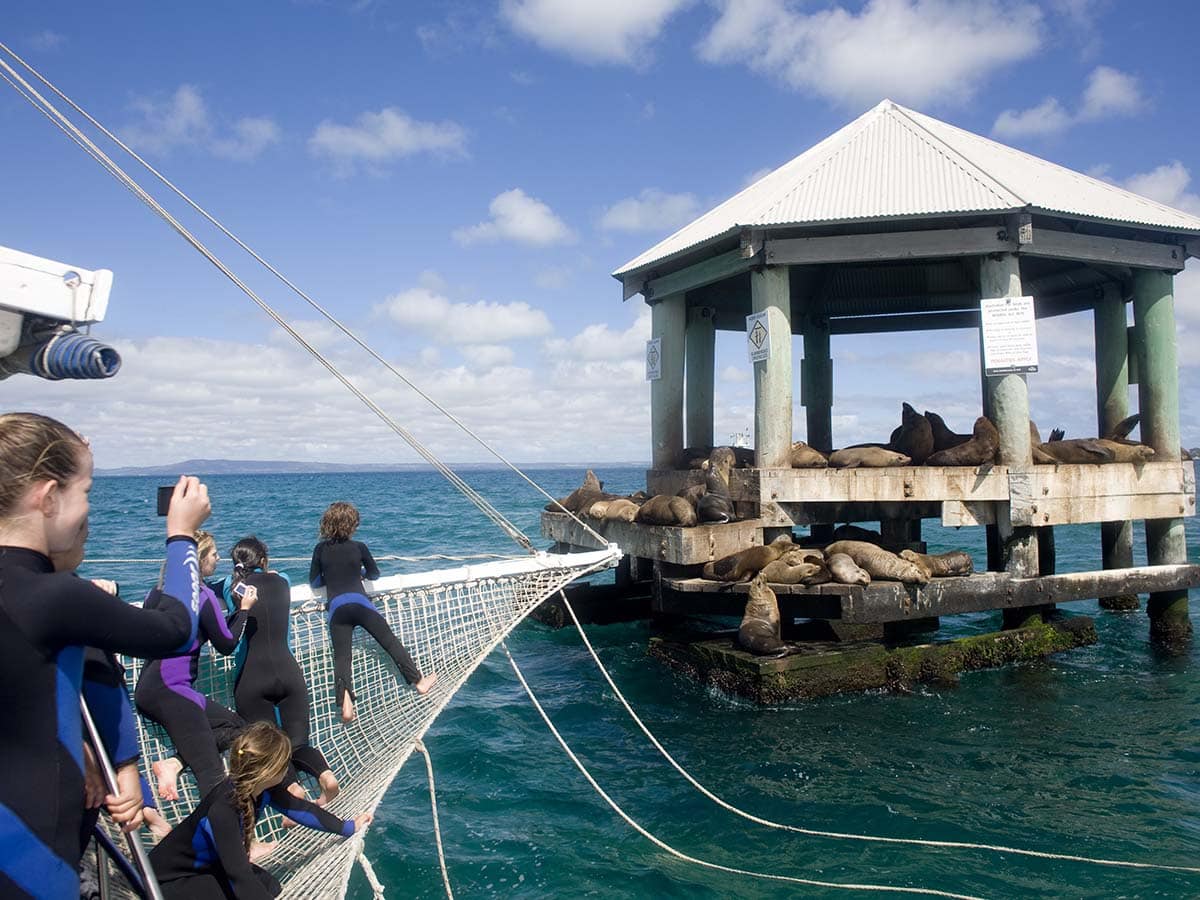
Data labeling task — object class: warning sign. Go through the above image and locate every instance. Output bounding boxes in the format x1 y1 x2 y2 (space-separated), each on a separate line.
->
981 295 1039 376
645 338 662 381
746 312 771 363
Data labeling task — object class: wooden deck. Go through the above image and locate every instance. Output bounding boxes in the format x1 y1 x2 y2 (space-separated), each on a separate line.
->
541 511 765 564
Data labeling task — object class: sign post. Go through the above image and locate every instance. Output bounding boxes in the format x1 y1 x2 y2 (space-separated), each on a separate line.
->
980 295 1039 376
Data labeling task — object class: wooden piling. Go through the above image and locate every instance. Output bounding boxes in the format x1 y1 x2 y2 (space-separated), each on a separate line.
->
650 291 686 470
685 305 715 449
801 291 833 542
751 266 793 468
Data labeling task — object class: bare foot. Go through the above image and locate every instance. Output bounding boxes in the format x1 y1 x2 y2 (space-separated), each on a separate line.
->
249 840 278 863
152 757 183 802
143 807 171 840
341 693 356 723
317 770 340 806
286 782 308 801
415 672 438 695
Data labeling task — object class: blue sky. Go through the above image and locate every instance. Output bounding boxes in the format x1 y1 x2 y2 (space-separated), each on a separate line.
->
3 0 1199 468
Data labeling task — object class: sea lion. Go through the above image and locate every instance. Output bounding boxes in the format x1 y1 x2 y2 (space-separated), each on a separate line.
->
602 498 640 522
545 470 620 513
1106 414 1141 441
826 552 871 585
824 540 929 584
677 482 707 509
900 549 974 578
831 524 884 545
893 402 934 465
738 575 789 657
1092 438 1155 463
925 411 970 452
1038 439 1114 464
828 447 911 468
636 494 698 527
697 463 735 524
789 441 829 468
924 417 999 467
708 447 738 476
759 550 825 585
702 533 794 582
586 500 610 519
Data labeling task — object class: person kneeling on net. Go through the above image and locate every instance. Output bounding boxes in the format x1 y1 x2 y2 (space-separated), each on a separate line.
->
149 721 372 899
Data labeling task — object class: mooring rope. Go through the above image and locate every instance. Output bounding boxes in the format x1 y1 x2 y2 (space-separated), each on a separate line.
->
80 553 519 566
414 741 455 900
557 591 1200 877
0 40 613 551
501 643 982 900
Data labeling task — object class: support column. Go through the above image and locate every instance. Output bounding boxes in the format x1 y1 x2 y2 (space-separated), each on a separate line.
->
751 266 793 469
801 291 834 543
1094 282 1138 611
685 305 715 450
1132 269 1191 650
980 254 1039 629
650 292 686 471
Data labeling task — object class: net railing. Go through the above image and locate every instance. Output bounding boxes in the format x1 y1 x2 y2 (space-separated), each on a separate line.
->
113 545 620 897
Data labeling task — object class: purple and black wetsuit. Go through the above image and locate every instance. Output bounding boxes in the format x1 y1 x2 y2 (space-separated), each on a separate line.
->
135 582 248 797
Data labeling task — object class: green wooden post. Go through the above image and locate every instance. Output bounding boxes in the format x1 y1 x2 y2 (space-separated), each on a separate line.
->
1094 282 1138 611
650 292 686 472
1132 269 1191 649
685 305 715 450
801 293 834 543
751 266 793 469
980 254 1040 628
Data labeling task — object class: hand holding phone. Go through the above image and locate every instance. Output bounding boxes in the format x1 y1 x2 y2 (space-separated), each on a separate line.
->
232 582 257 608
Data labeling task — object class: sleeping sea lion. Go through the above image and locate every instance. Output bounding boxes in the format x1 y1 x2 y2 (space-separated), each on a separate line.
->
827 552 871 585
759 550 824 585
738 575 789 658
1038 439 1114 464
925 411 970 452
702 533 794 582
677 482 707 509
789 441 829 468
1092 439 1155 463
899 549 974 578
828 447 911 468
636 494 698 526
924 417 999 467
824 540 929 584
831 524 884 545
586 500 610 519
893 402 934 465
602 498 640 522
545 470 621 513
697 463 735 524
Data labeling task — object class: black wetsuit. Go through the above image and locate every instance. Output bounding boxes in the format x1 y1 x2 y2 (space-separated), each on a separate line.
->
310 539 422 707
136 583 248 797
148 776 353 899
0 538 199 899
233 571 330 780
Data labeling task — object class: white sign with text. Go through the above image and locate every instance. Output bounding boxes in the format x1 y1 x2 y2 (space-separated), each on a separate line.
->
981 295 1039 375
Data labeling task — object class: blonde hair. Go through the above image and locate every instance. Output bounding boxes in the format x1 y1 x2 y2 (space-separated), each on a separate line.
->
319 501 360 541
229 722 293 850
0 413 87 520
194 530 216 560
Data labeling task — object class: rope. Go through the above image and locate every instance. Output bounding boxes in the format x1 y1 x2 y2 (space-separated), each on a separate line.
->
81 553 519 566
355 848 386 900
415 740 455 900
558 591 1200 877
501 643 981 900
0 40 613 552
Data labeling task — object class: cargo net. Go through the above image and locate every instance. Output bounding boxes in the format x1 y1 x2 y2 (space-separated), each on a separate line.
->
112 546 619 898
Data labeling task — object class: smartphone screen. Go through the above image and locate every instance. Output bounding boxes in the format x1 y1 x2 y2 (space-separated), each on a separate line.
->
156 485 174 516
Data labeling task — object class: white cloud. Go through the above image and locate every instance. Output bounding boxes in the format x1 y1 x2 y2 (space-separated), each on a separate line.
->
27 30 65 51
308 108 467 171
544 308 650 362
1122 161 1200 217
501 0 690 66
452 188 575 246
462 344 516 370
376 285 553 344
599 189 700 233
697 0 1042 108
721 364 750 384
992 66 1144 138
120 85 280 161
534 266 572 290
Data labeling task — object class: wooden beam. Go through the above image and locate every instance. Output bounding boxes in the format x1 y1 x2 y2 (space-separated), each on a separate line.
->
1021 230 1185 271
830 310 980 334
645 249 753 301
540 511 765 565
766 227 1015 266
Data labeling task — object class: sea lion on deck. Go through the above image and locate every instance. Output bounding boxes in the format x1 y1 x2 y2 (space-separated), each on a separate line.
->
789 441 829 468
900 549 974 578
546 469 620 513
828 447 911 468
759 550 825 585
894 402 934 465
827 552 871 585
602 498 640 522
677 482 707 509
825 540 929 584
925 411 971 452
738 575 789 657
924 417 999 467
1029 423 1059 464
702 533 793 582
697 462 735 524
1038 439 1114 464
586 500 610 519
636 494 698 526
1092 439 1155 463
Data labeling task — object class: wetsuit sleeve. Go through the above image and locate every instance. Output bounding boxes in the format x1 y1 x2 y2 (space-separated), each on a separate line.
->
262 788 354 837
309 544 324 588
359 542 380 581
206 799 276 900
199 586 246 656
81 649 140 767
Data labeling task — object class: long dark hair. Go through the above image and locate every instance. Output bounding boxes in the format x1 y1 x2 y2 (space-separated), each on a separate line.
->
229 536 268 594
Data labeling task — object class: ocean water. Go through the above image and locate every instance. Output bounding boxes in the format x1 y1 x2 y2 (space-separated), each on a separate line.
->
80 469 1200 899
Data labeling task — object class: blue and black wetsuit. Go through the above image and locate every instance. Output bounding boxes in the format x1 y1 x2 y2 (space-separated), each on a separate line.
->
0 538 200 899
310 539 422 708
233 571 330 780
135 583 248 797
148 776 354 899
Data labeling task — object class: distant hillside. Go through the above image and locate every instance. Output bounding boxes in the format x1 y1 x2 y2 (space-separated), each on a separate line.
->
96 458 646 476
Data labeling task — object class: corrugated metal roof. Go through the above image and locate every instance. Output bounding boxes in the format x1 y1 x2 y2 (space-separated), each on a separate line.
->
614 99 1200 279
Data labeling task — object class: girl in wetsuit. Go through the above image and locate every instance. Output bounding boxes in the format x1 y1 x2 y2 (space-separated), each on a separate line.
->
229 536 340 804
0 412 210 899
310 501 436 723
136 530 253 800
149 721 371 900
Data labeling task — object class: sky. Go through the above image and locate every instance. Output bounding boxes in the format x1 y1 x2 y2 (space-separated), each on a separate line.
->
3 0 1200 469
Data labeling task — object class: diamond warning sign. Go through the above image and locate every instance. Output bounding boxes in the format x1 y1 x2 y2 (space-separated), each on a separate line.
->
746 312 771 363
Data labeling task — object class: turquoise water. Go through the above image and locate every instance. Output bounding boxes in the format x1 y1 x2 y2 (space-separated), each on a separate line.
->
81 470 1200 899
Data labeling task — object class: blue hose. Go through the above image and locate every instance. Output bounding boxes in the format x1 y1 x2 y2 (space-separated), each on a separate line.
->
33 331 121 380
